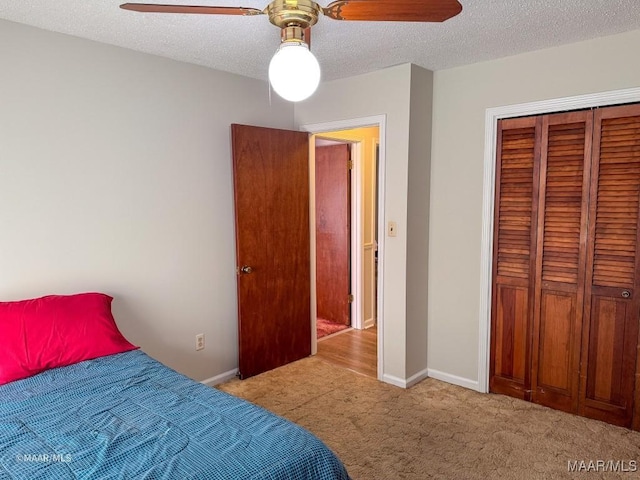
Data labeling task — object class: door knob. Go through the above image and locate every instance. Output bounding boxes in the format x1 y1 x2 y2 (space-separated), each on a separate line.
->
622 290 631 299
240 265 253 274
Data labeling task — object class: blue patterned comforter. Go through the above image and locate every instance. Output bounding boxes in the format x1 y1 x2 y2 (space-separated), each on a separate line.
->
0 350 350 479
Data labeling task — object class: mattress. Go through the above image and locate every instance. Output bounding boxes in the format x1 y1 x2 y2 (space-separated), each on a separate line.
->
0 350 350 479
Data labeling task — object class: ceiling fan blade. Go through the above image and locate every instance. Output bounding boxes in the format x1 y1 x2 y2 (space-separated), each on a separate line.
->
323 0 462 23
120 3 265 16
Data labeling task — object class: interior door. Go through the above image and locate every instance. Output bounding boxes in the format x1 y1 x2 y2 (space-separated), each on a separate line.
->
315 144 351 326
231 124 311 379
579 104 640 427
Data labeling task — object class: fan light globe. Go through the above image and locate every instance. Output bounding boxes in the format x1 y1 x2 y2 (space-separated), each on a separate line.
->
268 42 321 102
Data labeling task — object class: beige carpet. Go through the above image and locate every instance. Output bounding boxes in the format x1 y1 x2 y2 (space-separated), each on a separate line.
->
218 357 640 480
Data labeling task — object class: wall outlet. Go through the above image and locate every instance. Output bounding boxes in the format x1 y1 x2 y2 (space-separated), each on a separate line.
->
195 333 205 351
388 221 398 237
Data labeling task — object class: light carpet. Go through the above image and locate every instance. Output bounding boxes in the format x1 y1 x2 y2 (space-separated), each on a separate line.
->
218 356 640 480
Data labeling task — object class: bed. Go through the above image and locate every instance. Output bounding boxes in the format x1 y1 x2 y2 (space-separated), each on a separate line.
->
0 293 350 479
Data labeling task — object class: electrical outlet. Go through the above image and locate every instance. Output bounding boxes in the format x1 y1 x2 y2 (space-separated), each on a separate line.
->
388 221 398 237
195 333 205 351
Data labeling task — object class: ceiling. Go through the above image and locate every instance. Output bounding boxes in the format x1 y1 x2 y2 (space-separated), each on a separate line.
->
2 1 640 82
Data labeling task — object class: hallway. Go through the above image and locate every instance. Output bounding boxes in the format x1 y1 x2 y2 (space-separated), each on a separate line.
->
316 326 377 378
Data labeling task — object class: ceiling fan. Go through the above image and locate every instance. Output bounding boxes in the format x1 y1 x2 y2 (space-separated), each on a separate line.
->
120 0 463 101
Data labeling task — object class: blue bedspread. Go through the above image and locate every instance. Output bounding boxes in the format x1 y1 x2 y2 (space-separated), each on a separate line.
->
0 350 350 479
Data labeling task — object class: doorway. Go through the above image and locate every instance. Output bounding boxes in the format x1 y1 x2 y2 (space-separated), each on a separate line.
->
315 140 352 340
479 87 640 395
231 116 386 382
311 125 380 378
489 105 640 429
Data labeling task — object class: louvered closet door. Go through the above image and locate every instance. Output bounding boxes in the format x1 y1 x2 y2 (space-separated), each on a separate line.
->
530 112 593 413
579 104 640 428
490 117 541 399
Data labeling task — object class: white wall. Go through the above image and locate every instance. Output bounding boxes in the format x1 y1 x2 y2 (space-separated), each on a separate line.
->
0 19 293 382
429 28 640 384
406 65 433 379
295 64 434 384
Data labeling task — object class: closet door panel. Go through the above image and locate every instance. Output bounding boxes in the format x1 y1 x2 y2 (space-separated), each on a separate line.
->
585 296 631 405
494 284 529 384
531 112 592 413
536 292 576 393
580 104 640 428
490 117 541 399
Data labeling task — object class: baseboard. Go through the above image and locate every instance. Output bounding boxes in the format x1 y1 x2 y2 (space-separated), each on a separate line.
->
382 374 408 389
406 368 430 388
427 368 480 392
201 368 238 387
382 367 429 389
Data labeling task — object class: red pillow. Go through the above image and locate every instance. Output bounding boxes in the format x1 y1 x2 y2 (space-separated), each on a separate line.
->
0 293 138 385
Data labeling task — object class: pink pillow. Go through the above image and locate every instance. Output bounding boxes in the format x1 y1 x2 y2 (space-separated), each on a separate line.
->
0 293 138 385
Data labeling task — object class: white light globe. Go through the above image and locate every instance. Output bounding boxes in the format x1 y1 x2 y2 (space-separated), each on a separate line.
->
268 42 321 102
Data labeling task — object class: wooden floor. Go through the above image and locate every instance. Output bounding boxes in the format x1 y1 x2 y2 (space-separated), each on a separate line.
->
316 326 377 378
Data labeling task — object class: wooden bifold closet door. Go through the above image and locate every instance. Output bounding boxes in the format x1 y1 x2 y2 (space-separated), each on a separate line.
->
490 104 640 429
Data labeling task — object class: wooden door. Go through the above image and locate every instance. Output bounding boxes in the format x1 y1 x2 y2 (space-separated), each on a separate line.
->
489 116 541 400
530 111 592 413
491 104 640 430
315 144 351 326
579 104 640 427
231 124 311 379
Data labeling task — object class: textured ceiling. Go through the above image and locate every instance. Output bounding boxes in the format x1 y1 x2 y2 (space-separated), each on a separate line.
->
2 1 640 82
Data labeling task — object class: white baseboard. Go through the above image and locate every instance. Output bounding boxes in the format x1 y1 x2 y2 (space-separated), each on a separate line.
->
363 318 376 329
406 367 430 388
427 368 480 392
201 368 238 387
382 367 429 389
382 373 408 388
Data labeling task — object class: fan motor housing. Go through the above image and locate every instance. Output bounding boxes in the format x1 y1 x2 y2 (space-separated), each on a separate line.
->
266 0 321 28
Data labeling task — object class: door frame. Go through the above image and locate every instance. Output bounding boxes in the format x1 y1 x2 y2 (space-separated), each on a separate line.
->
301 115 386 382
479 87 640 393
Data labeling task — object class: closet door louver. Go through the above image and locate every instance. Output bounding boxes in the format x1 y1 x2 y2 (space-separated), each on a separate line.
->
580 104 640 428
531 112 592 413
490 117 541 399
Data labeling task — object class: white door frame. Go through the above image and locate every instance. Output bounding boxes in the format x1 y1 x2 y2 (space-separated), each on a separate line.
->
478 87 640 393
301 115 386 381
